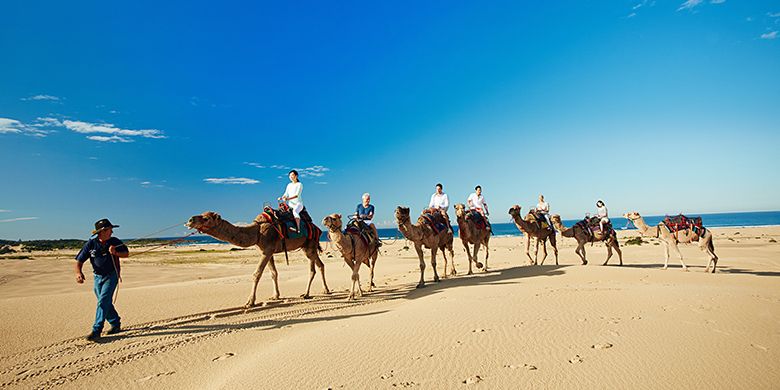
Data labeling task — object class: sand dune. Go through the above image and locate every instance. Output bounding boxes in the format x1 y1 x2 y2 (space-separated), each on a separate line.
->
1 227 779 389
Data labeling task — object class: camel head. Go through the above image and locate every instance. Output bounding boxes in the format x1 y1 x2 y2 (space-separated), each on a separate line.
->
186 211 222 232
550 214 562 224
322 213 343 231
623 211 642 221
508 205 522 217
454 203 466 218
395 206 411 224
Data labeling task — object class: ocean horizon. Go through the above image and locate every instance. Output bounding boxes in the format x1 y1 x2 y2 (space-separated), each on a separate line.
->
162 210 780 245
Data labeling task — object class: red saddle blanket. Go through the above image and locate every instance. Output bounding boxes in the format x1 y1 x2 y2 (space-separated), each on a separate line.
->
663 214 703 233
466 210 487 231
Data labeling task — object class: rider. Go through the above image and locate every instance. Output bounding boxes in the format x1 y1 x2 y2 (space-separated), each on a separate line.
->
279 170 303 233
536 194 552 230
428 183 452 232
355 192 380 248
467 185 491 232
596 199 609 234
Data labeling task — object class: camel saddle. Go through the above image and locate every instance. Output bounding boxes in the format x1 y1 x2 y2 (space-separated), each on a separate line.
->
663 214 703 235
257 205 318 240
527 210 552 231
419 212 448 234
345 219 372 247
466 210 487 231
577 217 613 239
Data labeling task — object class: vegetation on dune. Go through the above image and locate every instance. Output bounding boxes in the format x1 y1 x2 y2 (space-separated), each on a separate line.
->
624 237 647 246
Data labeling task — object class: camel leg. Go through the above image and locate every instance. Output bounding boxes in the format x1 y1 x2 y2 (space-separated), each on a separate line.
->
483 239 489 272
267 257 282 300
431 248 440 283
369 252 378 290
474 242 484 272
447 244 456 277
538 240 548 266
603 245 613 266
662 241 671 270
309 247 331 295
247 252 273 307
464 242 474 275
415 243 426 288
524 236 535 265
350 259 363 300
671 242 688 271
580 244 588 265
614 240 623 266
550 234 559 266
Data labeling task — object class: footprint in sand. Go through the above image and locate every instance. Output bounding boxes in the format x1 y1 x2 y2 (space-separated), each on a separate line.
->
568 355 583 364
462 375 483 385
504 364 537 370
591 343 613 350
212 353 235 361
392 381 418 387
751 343 769 352
137 371 176 382
380 370 395 380
472 328 487 333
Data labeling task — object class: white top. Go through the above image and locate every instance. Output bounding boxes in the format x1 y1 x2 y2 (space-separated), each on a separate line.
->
596 205 608 219
429 193 449 211
283 182 303 207
467 193 487 213
536 201 550 214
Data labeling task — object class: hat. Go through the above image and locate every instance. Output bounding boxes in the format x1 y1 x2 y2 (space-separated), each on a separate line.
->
92 218 119 235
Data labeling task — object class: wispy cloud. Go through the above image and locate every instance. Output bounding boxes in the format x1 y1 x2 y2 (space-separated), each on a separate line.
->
204 177 260 185
627 12 637 18
244 162 266 168
314 181 328 185
768 12 780 18
20 94 61 102
0 210 11 213
760 31 778 39
140 180 167 188
87 135 132 143
0 117 50 137
62 120 166 141
677 0 703 11
270 164 291 170
0 217 39 223
626 1 654 19
296 165 330 178
710 0 725 4
91 178 114 182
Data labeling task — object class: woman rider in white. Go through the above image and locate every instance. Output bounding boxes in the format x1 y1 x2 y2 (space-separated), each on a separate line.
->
536 194 552 228
596 199 609 233
279 170 303 232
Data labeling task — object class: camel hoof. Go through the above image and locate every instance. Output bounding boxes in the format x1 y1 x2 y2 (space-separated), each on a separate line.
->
268 296 281 301
662 266 668 270
323 289 332 295
483 267 489 273
433 276 440 283
467 271 473 275
371 282 376 288
300 294 313 299
476 262 484 269
682 268 689 272
582 261 587 265
602 262 608 266
416 282 426 289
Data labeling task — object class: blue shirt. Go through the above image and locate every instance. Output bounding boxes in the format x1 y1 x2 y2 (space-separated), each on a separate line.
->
76 237 127 275
356 204 375 220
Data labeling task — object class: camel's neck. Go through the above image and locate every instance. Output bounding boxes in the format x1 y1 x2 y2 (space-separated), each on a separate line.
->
553 219 574 238
202 220 259 247
326 228 351 250
632 217 653 235
511 214 533 232
398 219 422 241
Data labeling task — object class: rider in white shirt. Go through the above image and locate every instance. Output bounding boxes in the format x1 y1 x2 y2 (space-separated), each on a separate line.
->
596 199 609 233
279 170 303 233
536 194 552 228
428 183 452 232
467 185 492 232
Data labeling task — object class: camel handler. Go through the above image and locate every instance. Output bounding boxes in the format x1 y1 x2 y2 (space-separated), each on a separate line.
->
467 185 492 233
75 218 129 341
428 183 452 233
536 194 552 230
355 192 381 248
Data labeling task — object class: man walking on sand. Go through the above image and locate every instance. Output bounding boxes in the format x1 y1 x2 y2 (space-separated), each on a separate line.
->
75 219 129 341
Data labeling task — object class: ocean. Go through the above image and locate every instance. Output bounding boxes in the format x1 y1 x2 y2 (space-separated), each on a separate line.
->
165 211 780 245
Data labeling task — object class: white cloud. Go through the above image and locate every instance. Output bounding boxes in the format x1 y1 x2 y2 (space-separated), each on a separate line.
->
62 120 166 139
91 178 114 182
270 164 291 170
767 12 780 18
244 162 266 168
0 209 11 213
20 94 61 101
295 165 330 178
314 181 328 185
710 0 725 4
627 12 637 18
0 217 39 223
677 0 703 11
87 135 133 143
761 31 778 39
204 177 260 185
0 117 49 137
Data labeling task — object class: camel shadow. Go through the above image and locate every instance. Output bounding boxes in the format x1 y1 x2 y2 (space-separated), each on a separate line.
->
710 267 780 277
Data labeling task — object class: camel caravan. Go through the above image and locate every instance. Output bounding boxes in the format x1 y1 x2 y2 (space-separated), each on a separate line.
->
185 171 720 307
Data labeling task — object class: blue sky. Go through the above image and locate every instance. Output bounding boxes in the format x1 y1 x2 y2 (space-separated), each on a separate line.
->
1 0 779 240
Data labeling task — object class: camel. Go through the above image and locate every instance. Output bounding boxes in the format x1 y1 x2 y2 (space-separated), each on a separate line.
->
186 211 330 307
624 211 718 272
394 206 455 288
453 204 489 273
550 214 622 266
322 214 379 300
508 205 559 265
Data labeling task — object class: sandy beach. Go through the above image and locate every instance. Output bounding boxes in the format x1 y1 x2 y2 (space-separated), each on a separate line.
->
1 226 779 389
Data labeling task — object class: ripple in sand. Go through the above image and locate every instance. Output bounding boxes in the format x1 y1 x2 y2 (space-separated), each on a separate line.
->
591 343 613 350
462 375 483 385
212 352 235 361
